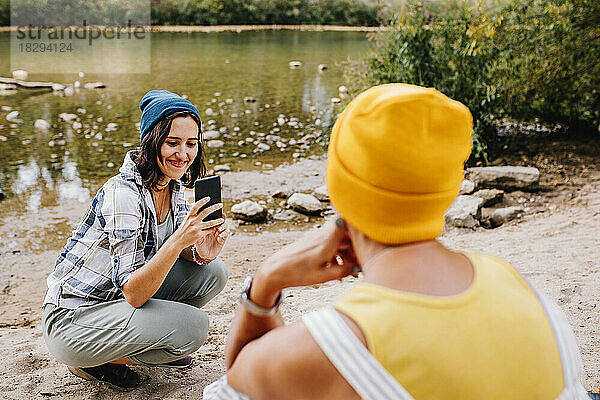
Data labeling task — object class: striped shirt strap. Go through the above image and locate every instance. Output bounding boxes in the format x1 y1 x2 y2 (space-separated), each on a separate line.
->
526 285 589 400
302 307 415 400
203 375 252 400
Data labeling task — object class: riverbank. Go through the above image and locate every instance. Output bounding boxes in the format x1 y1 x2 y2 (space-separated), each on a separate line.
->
0 25 388 32
0 137 599 397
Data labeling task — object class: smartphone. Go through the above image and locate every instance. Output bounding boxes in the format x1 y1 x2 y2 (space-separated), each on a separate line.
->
194 175 223 224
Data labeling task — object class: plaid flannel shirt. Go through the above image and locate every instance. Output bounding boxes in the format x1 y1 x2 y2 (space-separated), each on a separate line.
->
43 151 190 309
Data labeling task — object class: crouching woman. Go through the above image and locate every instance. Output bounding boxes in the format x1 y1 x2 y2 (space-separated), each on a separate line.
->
42 90 229 391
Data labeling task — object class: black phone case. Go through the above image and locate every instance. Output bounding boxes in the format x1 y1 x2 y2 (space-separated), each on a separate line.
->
194 175 222 222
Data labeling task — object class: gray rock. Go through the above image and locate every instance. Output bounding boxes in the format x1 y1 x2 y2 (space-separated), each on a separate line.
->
105 122 118 132
6 111 22 123
213 164 231 173
203 130 220 140
206 140 225 148
255 143 270 152
0 191 5 201
0 83 17 91
467 166 540 191
459 179 475 195
59 113 78 122
444 195 484 228
472 189 504 207
490 206 524 227
271 190 290 199
84 82 106 89
272 209 304 222
12 70 28 80
231 200 267 222
312 185 330 202
289 61 302 68
318 64 328 71
244 97 256 103
34 119 50 130
288 193 324 215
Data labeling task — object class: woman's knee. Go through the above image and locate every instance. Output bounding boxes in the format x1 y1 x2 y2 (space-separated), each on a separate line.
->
177 307 210 353
207 257 228 293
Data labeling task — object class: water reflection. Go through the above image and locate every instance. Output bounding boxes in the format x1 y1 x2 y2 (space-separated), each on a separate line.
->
9 157 90 212
0 30 370 216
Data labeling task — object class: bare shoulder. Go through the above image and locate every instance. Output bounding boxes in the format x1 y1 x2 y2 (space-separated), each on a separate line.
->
228 317 361 400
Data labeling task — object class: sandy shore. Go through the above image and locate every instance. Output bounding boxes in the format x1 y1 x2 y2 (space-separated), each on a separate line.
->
1 156 599 398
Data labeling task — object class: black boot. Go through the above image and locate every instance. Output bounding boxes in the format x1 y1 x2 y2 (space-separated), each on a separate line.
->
68 363 141 391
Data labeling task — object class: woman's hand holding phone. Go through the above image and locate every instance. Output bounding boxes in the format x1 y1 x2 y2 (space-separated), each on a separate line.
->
175 197 226 251
193 213 230 260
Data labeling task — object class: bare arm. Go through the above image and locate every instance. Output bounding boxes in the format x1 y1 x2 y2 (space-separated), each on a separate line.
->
228 319 362 400
122 198 224 308
224 222 360 398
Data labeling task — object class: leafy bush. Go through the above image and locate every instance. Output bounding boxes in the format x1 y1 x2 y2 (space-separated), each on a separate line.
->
348 1 501 162
150 0 381 26
346 0 600 163
491 0 600 134
1 0 381 26
0 0 8 25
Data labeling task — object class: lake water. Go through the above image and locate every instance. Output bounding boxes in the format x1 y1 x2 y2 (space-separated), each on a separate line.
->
0 30 370 215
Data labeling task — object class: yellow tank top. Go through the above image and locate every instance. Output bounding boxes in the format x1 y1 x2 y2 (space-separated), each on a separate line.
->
334 253 564 399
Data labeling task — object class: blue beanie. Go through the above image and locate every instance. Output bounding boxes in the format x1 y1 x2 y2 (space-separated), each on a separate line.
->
139 90 201 142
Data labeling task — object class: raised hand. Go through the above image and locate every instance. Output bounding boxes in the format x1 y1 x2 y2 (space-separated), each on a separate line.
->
175 197 225 250
194 219 230 260
250 220 358 307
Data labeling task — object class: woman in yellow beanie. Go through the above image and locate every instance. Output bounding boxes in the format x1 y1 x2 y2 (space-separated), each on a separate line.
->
204 84 588 399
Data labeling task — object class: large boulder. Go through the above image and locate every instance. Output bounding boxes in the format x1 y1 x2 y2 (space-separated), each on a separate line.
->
466 166 540 191
288 193 324 215
231 200 267 222
459 179 475 195
489 206 524 227
472 189 504 207
444 195 484 228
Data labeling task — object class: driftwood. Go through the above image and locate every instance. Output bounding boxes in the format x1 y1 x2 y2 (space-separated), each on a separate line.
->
0 77 105 91
0 77 55 89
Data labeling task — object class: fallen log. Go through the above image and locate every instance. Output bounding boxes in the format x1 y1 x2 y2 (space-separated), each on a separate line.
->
0 77 55 89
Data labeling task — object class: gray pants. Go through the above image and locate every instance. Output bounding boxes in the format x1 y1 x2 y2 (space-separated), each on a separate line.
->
42 257 228 367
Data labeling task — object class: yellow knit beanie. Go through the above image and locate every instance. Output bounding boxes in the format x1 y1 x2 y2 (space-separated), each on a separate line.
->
327 83 473 244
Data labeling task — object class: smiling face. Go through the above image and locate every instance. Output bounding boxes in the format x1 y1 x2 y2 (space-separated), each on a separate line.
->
157 116 200 184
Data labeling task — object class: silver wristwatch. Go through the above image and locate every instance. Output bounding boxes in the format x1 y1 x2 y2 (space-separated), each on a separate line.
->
240 276 282 317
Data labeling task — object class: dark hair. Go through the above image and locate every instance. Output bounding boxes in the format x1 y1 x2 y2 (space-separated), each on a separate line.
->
134 111 206 190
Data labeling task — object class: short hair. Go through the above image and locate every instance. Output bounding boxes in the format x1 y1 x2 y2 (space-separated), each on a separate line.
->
134 110 206 190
